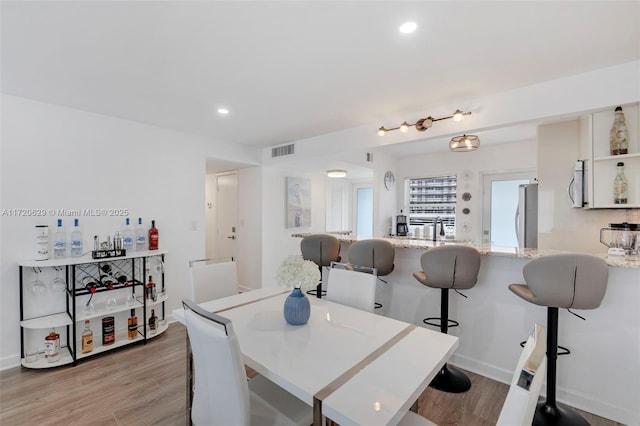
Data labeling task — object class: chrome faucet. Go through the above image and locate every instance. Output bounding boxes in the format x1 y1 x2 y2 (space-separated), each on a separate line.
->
432 217 445 241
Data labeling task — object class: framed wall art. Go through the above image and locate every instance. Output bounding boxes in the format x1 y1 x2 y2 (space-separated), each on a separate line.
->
286 177 311 228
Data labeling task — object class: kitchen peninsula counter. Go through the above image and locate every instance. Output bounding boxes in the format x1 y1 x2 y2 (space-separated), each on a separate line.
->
290 233 639 424
291 233 639 268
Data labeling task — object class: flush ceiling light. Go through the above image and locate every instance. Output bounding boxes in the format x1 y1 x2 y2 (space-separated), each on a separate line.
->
217 108 229 115
327 169 347 178
449 134 480 152
377 109 471 136
399 22 417 34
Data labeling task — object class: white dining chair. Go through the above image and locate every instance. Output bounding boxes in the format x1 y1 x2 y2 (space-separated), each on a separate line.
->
189 258 239 303
325 262 377 312
182 299 312 426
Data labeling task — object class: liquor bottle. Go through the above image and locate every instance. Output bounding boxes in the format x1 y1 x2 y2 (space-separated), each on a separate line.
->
149 309 158 334
128 310 138 340
610 106 629 155
135 217 146 251
70 218 83 257
148 220 159 250
81 320 93 353
44 328 60 363
53 219 66 259
613 162 628 204
146 275 156 301
122 218 134 252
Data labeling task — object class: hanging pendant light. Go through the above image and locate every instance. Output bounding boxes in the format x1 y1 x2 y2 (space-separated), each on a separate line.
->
449 134 480 152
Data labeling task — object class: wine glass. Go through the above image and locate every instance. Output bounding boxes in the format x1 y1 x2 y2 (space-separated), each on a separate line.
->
30 269 47 296
106 296 118 311
126 292 137 307
50 267 66 293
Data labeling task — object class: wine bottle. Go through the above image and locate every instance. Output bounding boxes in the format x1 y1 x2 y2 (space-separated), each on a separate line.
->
148 220 159 250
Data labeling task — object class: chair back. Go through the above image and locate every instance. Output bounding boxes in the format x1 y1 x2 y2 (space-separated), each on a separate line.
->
189 258 239 303
182 299 250 426
418 245 481 290
522 254 608 309
347 239 395 276
326 263 377 312
300 234 341 267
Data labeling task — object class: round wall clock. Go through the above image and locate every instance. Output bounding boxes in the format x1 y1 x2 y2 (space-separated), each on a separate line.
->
384 171 395 190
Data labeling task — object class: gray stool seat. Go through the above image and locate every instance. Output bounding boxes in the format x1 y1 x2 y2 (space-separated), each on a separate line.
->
300 234 341 298
347 239 395 276
413 245 481 394
348 239 395 309
509 253 608 426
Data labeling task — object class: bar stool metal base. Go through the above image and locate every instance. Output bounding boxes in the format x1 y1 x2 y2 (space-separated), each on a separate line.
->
533 400 589 426
429 363 471 393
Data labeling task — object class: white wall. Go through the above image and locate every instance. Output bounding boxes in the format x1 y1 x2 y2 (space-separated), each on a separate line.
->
260 165 327 287
395 140 538 244
0 95 260 369
205 173 217 258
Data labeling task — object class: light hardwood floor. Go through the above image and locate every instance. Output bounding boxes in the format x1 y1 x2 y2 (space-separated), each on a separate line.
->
0 324 622 426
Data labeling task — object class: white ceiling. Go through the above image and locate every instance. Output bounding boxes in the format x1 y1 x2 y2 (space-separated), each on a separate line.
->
2 1 639 152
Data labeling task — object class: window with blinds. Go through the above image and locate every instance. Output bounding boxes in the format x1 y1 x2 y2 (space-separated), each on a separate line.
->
407 175 457 227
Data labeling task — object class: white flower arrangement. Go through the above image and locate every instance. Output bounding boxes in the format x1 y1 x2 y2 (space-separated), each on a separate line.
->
276 255 320 290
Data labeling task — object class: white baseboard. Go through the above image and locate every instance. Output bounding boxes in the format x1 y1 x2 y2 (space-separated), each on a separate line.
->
1 354 21 371
450 353 638 425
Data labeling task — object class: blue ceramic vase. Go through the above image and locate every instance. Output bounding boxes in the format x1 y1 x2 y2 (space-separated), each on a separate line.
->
283 287 310 325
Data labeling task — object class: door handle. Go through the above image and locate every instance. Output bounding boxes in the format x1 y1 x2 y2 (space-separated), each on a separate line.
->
227 235 236 240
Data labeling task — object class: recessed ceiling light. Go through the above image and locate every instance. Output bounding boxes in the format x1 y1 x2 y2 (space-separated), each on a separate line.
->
399 22 417 34
217 108 229 115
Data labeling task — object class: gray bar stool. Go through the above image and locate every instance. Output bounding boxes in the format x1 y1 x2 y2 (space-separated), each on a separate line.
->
509 253 608 426
347 239 395 309
413 245 481 393
300 234 341 299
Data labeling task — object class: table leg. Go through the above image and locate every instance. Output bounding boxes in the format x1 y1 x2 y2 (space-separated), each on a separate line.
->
186 335 193 426
313 396 323 426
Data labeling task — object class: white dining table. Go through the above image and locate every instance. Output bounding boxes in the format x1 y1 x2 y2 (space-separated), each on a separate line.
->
173 286 459 426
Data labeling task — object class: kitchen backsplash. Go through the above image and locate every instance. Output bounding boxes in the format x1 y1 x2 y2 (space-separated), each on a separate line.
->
626 208 640 222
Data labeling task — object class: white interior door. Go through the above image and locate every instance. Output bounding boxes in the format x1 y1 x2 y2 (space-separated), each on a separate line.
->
482 171 535 246
216 172 238 260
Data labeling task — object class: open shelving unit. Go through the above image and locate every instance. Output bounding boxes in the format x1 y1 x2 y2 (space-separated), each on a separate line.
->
589 103 640 208
19 249 167 368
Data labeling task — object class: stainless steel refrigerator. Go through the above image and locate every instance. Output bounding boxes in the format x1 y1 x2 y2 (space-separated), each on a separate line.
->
516 183 538 249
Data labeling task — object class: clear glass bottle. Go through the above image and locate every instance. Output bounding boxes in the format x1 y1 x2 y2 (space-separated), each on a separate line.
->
70 218 83 257
610 106 629 155
122 218 134 252
135 217 146 251
53 219 66 259
82 320 93 353
613 162 628 204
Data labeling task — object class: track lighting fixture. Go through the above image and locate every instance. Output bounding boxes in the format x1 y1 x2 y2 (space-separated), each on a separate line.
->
377 109 471 136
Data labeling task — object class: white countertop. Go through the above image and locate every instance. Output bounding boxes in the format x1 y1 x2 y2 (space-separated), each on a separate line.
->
291 234 639 268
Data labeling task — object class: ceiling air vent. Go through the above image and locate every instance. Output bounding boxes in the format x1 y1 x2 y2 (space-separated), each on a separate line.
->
272 143 295 158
